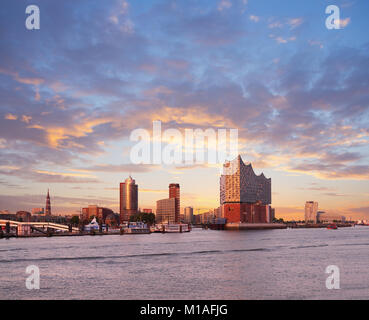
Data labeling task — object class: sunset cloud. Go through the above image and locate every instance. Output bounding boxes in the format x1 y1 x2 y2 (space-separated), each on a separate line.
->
5 113 17 120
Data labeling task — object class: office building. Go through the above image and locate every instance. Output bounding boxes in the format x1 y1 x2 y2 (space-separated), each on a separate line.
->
214 207 222 218
120 176 138 222
156 183 181 224
305 201 318 223
184 207 194 224
156 198 176 224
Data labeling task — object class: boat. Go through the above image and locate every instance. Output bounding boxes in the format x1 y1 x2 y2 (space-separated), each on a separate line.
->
209 218 227 230
327 223 338 230
150 224 163 233
162 223 190 233
84 217 107 232
355 220 369 226
122 222 151 234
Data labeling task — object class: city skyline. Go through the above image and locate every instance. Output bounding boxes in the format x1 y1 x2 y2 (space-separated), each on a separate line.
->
1 1 369 220
0 158 357 222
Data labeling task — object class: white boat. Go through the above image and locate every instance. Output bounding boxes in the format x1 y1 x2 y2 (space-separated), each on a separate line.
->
84 217 100 232
162 223 190 233
150 224 163 233
122 222 151 234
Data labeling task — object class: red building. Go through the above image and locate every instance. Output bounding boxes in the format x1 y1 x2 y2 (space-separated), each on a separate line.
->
169 183 180 223
222 202 273 223
81 205 114 224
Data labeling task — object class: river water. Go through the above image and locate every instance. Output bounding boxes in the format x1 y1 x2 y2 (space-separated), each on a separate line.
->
1 226 369 300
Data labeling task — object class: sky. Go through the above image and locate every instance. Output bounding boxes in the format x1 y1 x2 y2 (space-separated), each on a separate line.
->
0 0 368 220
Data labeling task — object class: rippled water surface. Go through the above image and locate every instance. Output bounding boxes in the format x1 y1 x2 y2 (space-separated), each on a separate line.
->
1 226 369 299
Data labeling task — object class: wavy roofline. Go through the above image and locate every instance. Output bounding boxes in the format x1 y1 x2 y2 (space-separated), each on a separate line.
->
228 155 270 180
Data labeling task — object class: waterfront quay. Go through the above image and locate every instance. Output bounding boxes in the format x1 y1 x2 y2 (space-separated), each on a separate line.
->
0 219 356 239
0 229 122 239
225 223 287 230
286 223 354 229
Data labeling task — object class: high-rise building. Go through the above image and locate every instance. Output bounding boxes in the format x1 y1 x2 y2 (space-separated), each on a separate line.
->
316 210 325 222
270 208 275 221
184 207 194 224
305 201 318 223
45 189 51 216
156 198 176 224
156 183 180 223
169 183 180 223
214 207 222 218
120 176 138 222
220 155 273 223
220 155 271 205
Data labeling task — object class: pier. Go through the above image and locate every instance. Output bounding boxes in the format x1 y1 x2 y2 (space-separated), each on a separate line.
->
286 222 354 229
225 223 287 230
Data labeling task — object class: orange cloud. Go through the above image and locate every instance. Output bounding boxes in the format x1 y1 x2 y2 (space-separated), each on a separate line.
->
4 113 17 120
35 170 96 178
0 68 44 86
29 117 113 149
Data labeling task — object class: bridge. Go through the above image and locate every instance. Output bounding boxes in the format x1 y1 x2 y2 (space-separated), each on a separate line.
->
0 220 79 233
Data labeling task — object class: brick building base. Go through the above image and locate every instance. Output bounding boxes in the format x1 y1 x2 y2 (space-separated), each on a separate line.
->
223 202 271 223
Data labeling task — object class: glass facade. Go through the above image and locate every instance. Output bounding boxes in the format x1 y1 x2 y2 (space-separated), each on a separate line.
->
220 155 271 205
120 176 138 222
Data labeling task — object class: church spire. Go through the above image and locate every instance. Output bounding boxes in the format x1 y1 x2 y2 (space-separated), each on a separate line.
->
45 189 51 216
